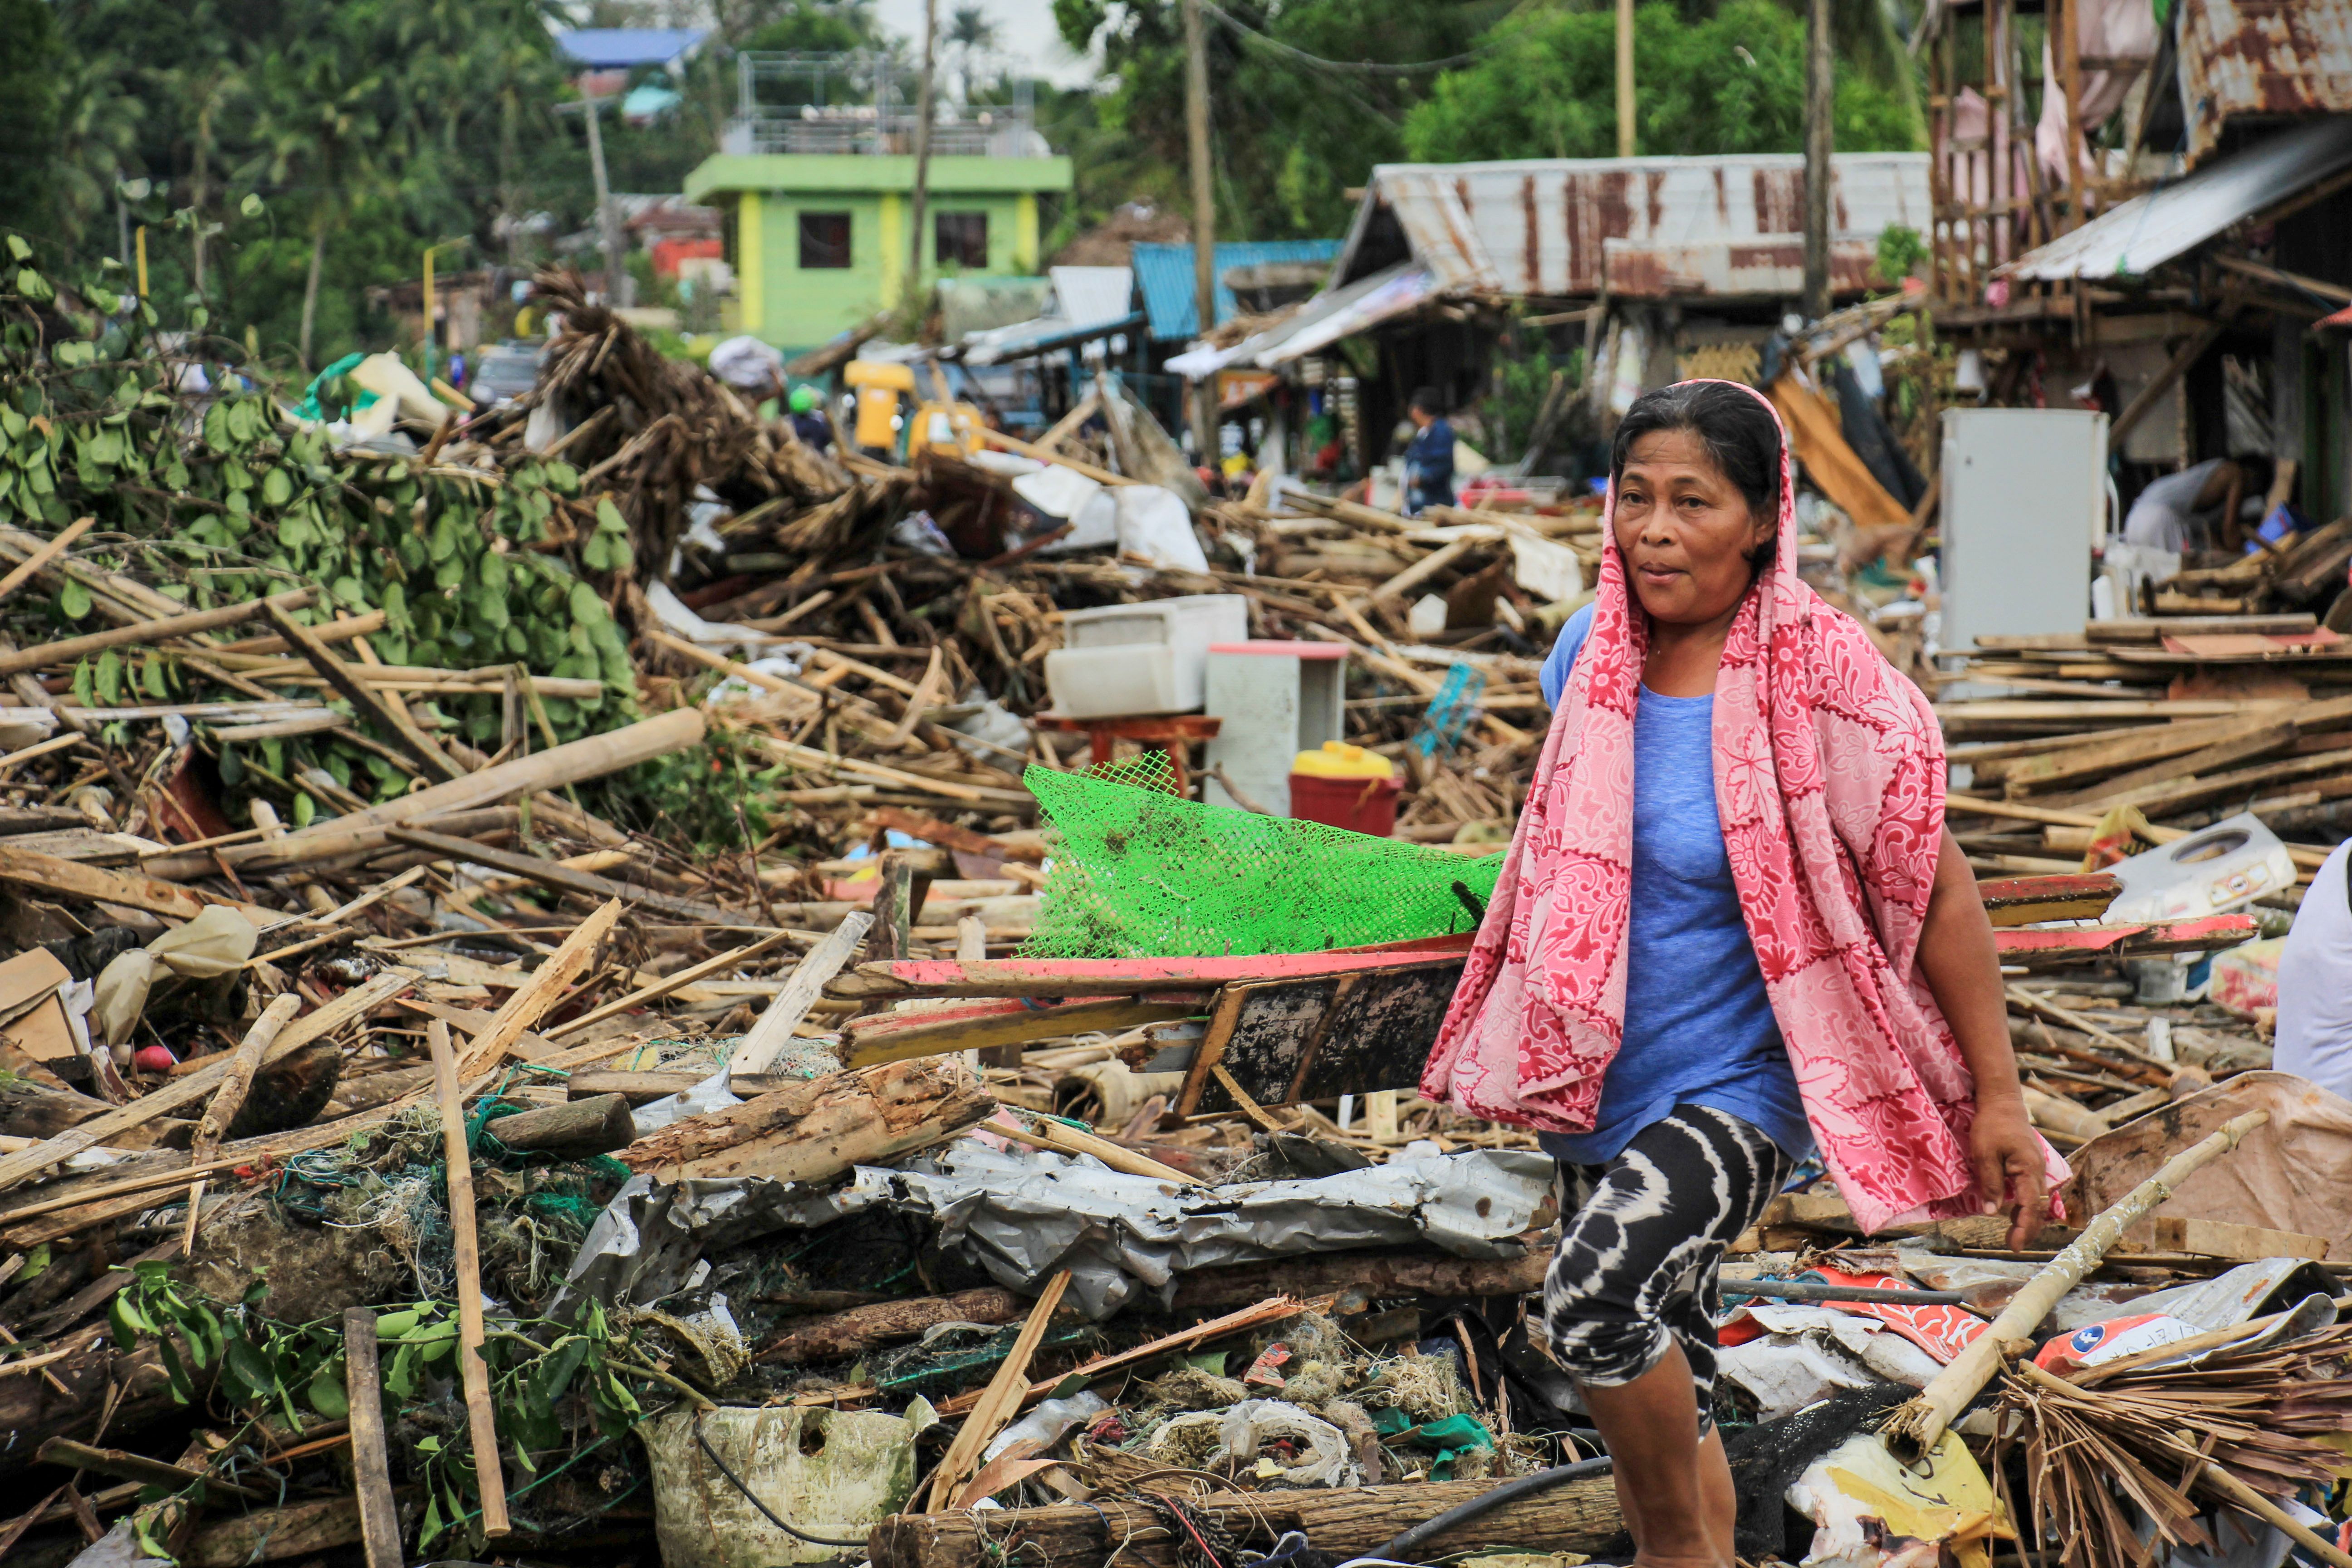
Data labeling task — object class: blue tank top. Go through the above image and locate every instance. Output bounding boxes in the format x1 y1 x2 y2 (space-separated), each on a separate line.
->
1532 605 1815 1164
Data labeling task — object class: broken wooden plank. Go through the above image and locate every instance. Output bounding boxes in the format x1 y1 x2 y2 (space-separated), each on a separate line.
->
388 827 766 930
457 899 622 1077
428 1019 510 1538
993 1114 1204 1185
839 995 1204 1068
1975 872 2121 927
343 1307 404 1568
2146 1215 2330 1263
833 944 1478 1000
1994 914 2259 966
922 1269 1073 1511
730 912 872 1079
547 927 804 1040
0 845 216 920
618 1057 994 1182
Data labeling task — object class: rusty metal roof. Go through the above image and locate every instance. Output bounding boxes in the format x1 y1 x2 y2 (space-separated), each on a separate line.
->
2004 116 2352 280
1334 154 1931 299
2181 0 2352 166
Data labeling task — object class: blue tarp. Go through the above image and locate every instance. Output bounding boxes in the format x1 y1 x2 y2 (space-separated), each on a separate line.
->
1131 240 1340 342
554 28 709 70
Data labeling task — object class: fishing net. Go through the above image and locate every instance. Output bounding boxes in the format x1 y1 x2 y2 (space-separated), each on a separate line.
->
1019 753 1504 960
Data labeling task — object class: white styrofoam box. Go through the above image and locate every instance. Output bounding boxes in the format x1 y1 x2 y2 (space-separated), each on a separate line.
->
2102 813 2296 925
1203 641 1348 816
1045 595 1249 718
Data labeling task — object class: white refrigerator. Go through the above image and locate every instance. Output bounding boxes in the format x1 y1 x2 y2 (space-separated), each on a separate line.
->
1940 407 2109 654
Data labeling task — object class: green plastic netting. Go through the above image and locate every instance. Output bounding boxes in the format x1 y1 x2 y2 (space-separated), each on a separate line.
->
1018 753 1506 959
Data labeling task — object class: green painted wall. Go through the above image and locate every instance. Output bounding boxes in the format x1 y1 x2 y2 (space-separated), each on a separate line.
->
690 153 1072 351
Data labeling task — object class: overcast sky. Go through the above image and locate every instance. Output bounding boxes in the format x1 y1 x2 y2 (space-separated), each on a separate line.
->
867 0 1101 88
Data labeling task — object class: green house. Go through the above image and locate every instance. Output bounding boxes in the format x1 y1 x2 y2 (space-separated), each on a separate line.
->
684 58 1071 351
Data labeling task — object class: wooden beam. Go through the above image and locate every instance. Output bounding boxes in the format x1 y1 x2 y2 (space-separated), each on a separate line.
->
342 1308 405 1568
189 995 304 1162
427 1020 510 1538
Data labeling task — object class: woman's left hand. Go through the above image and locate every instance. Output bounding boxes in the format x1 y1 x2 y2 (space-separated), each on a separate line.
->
1969 1096 2049 1249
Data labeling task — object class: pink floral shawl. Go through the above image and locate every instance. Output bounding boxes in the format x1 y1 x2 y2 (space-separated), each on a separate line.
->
1420 380 2067 1234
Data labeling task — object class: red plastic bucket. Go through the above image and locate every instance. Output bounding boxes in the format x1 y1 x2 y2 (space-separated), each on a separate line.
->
1288 772 1402 836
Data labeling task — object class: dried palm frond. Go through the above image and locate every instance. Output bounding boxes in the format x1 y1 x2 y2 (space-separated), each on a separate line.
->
1991 1325 2352 1568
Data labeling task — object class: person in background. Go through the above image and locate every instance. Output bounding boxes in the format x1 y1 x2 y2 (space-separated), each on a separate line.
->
2122 456 2269 555
2275 839 2352 1102
788 385 834 454
1402 386 1456 514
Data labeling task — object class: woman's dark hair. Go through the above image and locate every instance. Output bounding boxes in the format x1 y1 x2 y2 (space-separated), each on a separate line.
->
1608 381 1784 523
1408 386 1445 415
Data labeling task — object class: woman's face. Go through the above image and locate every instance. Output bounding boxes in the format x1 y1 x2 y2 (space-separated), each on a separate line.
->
1611 427 1777 628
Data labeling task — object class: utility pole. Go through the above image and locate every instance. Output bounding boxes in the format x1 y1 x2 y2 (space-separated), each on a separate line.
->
580 94 634 310
1181 0 1218 461
1802 0 1833 321
1616 0 1636 158
906 0 939 318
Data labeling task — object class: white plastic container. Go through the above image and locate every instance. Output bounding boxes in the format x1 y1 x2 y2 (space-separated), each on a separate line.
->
2102 813 2296 925
1045 594 1249 717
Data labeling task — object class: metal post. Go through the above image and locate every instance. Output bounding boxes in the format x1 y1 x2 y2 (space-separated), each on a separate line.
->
581 95 633 309
1803 0 1834 321
907 0 939 314
1182 0 1218 461
1616 0 1637 158
422 245 436 382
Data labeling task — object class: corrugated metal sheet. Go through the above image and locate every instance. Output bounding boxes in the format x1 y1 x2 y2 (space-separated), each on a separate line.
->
1047 266 1136 328
2180 0 2352 166
1603 237 1883 299
1164 264 1436 379
1132 240 1343 341
2004 116 2352 280
1336 154 1931 298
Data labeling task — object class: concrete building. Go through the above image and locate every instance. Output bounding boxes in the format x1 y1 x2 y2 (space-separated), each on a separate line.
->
684 52 1071 351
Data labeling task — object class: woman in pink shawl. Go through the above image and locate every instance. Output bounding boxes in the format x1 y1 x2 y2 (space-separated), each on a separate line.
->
1420 380 2059 1568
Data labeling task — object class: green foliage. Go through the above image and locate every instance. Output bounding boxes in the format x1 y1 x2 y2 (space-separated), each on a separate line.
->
1876 222 1928 285
1402 1 1919 165
118 1259 663 1555
593 720 786 858
1482 315 1583 465
1052 0 1508 243
0 247 635 813
0 0 64 239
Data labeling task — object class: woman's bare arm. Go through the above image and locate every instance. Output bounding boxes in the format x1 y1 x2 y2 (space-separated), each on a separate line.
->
1916 825 2047 1246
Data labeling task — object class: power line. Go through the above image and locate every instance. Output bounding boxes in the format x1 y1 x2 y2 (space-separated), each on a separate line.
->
1196 0 1506 75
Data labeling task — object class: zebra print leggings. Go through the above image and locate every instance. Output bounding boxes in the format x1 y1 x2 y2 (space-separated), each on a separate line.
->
1539 1105 1794 1426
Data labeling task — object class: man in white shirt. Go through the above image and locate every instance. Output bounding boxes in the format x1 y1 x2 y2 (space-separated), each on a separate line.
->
2276 841 2352 1101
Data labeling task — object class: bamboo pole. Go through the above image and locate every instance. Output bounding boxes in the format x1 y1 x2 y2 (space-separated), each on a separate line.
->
0 588 314 679
1880 1108 2270 1459
189 995 304 1162
428 1019 510 1537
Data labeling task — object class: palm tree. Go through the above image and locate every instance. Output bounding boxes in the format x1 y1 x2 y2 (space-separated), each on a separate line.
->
947 5 999 103
48 49 146 255
240 30 385 367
